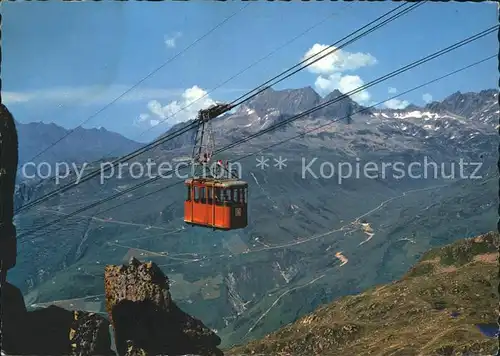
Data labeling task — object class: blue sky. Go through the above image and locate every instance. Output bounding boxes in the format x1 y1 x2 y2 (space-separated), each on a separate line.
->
2 1 498 142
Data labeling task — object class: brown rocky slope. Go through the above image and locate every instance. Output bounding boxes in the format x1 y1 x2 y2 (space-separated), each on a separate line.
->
226 231 499 356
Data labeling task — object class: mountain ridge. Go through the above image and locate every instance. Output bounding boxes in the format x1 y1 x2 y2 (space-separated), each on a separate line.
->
16 120 142 174
154 86 497 154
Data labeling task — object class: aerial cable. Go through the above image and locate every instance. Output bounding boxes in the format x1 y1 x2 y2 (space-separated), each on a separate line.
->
16 2 339 177
21 6 345 216
228 1 425 108
218 25 499 152
15 120 198 214
16 37 496 240
16 2 422 214
16 1 417 213
132 6 350 143
17 29 497 239
24 206 173 233
224 54 498 163
127 1 415 141
19 3 251 169
18 5 348 179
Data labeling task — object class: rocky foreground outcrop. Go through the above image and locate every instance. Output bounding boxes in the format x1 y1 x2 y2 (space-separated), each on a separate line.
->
105 257 223 356
3 258 223 355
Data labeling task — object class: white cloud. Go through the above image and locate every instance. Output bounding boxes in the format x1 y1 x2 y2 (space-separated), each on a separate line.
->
303 43 377 106
422 93 433 103
164 32 182 49
1 85 245 106
140 85 217 128
388 87 397 94
384 98 409 110
302 43 377 75
315 73 371 105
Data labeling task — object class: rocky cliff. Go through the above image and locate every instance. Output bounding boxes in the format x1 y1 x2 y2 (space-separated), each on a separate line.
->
105 257 223 356
4 257 224 355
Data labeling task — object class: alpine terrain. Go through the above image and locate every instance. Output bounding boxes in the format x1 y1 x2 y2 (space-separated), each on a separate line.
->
227 231 499 355
12 87 499 349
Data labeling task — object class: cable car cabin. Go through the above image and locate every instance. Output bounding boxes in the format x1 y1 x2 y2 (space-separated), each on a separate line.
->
184 178 248 230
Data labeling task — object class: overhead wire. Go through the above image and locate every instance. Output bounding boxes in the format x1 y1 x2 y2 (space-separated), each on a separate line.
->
18 27 497 238
226 2 423 108
19 2 251 168
40 6 353 190
128 1 409 141
23 3 349 181
217 25 499 152
226 54 497 163
110 54 500 268
24 50 497 317
14 3 345 178
16 28 497 241
18 211 186 246
32 174 497 321
16 1 423 214
131 5 351 143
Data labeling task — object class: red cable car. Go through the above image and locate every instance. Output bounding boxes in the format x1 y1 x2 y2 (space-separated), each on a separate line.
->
184 178 248 230
183 103 248 231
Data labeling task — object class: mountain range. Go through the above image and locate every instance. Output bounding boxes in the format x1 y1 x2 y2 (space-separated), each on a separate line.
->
11 86 499 350
16 120 142 178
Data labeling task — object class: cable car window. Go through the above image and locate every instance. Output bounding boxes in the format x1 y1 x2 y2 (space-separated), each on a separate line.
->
240 188 245 203
200 187 206 203
186 186 191 201
207 187 213 204
215 187 223 205
232 188 239 203
222 188 230 204
194 186 199 202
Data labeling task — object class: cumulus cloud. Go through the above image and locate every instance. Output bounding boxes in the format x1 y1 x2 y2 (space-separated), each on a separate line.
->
303 43 376 105
302 44 377 75
388 87 397 94
422 93 433 103
315 73 371 104
384 98 410 110
164 32 182 49
140 85 217 128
